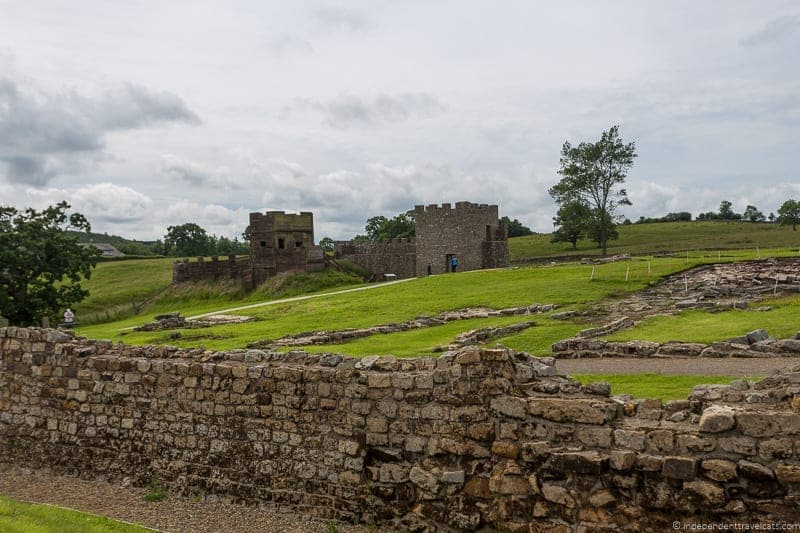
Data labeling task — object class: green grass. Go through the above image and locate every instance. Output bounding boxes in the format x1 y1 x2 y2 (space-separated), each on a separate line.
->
510 221 800 262
571 373 744 401
81 254 747 350
0 496 152 532
606 295 800 344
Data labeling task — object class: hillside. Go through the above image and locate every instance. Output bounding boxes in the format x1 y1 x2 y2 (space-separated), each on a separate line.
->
509 220 800 262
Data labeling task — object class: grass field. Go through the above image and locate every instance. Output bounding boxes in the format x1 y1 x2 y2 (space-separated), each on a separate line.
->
510 220 800 261
606 294 800 344
571 374 746 401
79 251 785 353
0 496 152 532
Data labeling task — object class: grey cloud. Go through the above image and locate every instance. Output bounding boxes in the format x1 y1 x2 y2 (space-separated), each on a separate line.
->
161 154 216 186
312 7 365 32
0 77 200 186
740 15 800 46
292 93 445 127
269 35 314 55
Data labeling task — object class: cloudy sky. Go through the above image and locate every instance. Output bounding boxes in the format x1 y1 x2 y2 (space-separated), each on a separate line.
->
1 1 799 241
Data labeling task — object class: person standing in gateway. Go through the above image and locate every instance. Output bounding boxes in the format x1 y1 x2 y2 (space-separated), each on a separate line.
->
450 255 459 272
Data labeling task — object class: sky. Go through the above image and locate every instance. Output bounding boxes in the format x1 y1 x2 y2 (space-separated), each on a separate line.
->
1 1 799 241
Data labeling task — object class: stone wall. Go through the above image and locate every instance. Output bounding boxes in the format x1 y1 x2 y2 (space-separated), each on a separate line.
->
2 327 800 530
171 256 253 286
414 201 509 276
333 239 417 279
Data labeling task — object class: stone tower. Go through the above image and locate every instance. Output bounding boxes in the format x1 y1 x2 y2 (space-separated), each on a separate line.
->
249 211 317 286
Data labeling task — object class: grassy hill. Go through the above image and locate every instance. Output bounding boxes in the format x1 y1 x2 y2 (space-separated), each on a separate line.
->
509 221 800 262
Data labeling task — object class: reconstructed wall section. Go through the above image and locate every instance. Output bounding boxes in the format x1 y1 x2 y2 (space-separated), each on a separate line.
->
2 327 799 530
171 256 253 286
415 202 509 275
333 239 417 279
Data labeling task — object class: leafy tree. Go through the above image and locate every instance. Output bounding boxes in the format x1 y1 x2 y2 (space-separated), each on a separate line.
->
318 236 335 252
742 204 765 223
778 199 800 230
551 201 591 249
549 125 636 255
768 212 776 223
718 200 741 221
0 202 99 326
499 216 533 237
164 223 214 256
364 211 415 241
587 210 619 247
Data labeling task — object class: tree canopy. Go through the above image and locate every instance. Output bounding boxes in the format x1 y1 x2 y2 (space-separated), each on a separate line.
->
0 202 99 326
499 216 533 237
550 201 591 249
549 125 636 255
778 199 800 230
363 211 416 241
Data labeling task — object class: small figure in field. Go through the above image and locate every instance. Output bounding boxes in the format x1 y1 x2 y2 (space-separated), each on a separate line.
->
450 255 459 272
63 308 74 327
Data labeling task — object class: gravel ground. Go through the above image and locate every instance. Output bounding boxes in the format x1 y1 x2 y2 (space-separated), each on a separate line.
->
556 356 799 377
0 464 366 533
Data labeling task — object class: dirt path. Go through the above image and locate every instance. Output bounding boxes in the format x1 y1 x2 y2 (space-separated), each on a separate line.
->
0 464 364 533
556 356 798 377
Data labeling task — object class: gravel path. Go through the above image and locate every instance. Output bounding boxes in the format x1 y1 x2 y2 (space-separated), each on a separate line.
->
0 464 365 533
556 356 799 377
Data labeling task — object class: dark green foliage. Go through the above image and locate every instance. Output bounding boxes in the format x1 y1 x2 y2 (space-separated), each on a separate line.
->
636 212 692 224
141 480 167 502
364 210 415 241
778 199 800 230
0 202 99 325
742 205 765 223
551 201 591 249
549 125 636 256
499 216 533 237
164 223 214 256
717 200 741 221
318 236 335 252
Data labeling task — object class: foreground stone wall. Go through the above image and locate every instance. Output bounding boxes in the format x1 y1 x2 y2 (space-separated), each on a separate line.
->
2 327 800 530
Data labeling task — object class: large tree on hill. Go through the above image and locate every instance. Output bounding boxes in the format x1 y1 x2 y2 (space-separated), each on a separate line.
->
778 199 800 230
164 223 214 256
742 204 765 223
551 201 591 249
549 125 636 256
0 202 99 326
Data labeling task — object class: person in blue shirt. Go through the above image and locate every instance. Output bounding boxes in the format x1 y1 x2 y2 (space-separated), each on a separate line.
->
450 255 459 272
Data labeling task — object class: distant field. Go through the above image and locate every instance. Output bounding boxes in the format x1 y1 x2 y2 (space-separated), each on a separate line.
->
509 221 800 262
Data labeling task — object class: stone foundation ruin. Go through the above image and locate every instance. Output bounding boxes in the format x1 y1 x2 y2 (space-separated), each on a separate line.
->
3 326 800 530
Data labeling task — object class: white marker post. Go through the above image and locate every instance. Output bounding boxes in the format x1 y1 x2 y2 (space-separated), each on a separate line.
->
775 278 779 295
756 246 760 259
684 275 688 293
590 267 595 281
647 261 651 275
625 265 630 282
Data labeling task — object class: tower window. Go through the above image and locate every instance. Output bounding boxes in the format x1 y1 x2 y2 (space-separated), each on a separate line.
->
260 241 267 247
278 238 285 249
295 241 302 248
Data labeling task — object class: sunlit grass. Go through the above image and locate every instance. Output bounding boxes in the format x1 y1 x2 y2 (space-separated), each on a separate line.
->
571 373 746 401
0 496 153 532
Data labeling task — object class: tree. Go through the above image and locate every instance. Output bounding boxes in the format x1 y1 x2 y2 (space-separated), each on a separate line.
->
742 205 765 223
778 199 800 230
0 202 99 326
499 216 533 237
718 200 741 221
164 223 213 256
551 201 591 249
364 211 415 241
549 125 636 255
318 236 335 252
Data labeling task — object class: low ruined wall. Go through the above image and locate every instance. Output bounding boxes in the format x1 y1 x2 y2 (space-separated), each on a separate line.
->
2 327 800 530
334 239 417 279
172 256 253 286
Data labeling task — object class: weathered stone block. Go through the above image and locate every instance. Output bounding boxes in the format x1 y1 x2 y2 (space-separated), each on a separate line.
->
699 405 736 433
662 456 696 480
683 480 725 507
529 398 614 424
702 459 738 482
490 396 527 419
614 429 646 451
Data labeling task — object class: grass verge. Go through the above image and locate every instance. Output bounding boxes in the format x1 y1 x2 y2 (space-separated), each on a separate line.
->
571 373 744 401
0 496 153 532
